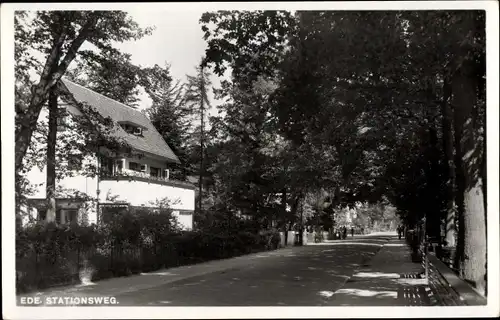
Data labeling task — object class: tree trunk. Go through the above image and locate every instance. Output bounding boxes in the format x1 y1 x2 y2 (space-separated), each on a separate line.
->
15 13 99 174
287 192 302 244
45 89 58 222
453 95 466 276
427 123 442 242
298 195 305 246
15 173 24 228
452 60 486 295
281 188 287 237
441 80 456 248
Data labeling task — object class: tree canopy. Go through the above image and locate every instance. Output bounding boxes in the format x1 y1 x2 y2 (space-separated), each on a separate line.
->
199 10 486 294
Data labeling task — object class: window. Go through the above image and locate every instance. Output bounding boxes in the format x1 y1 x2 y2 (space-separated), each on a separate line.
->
121 124 133 134
64 209 78 224
115 160 123 173
133 127 143 136
38 209 47 221
55 209 61 224
120 123 143 136
150 167 160 177
129 161 141 171
100 155 114 175
140 164 147 173
37 207 78 224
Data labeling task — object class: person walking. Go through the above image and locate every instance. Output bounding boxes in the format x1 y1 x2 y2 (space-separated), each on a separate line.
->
397 225 402 239
351 227 354 238
343 226 347 240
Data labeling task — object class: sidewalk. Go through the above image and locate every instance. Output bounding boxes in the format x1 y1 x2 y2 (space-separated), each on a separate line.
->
17 246 303 304
329 236 432 306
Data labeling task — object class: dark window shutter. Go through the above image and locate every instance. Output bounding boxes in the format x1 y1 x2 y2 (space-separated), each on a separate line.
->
38 209 47 221
55 209 61 224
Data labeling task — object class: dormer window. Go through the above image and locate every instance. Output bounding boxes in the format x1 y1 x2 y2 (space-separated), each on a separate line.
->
119 122 145 137
122 124 132 133
133 127 143 136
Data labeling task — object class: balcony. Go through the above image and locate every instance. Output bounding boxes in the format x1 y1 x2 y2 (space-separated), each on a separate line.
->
98 170 195 213
100 168 196 190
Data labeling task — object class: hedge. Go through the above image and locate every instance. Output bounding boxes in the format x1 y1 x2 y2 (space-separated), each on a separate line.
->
16 209 281 294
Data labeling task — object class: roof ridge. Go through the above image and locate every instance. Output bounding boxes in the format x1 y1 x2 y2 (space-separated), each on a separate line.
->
61 77 142 112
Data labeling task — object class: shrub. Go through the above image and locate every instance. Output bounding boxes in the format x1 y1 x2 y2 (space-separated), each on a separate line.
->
262 230 281 250
16 222 101 293
16 206 283 294
315 232 325 243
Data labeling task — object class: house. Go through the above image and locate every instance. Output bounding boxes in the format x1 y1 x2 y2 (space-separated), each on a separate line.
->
22 78 195 230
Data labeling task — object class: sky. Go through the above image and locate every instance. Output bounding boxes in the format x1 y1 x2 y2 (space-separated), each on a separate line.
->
113 10 227 115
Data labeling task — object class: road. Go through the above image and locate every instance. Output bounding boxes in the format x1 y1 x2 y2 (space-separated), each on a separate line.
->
113 234 392 306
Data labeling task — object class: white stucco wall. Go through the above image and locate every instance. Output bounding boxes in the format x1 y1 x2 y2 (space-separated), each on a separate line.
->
26 163 99 199
99 179 195 211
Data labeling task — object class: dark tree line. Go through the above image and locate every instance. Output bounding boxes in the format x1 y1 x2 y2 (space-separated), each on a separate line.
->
199 10 487 295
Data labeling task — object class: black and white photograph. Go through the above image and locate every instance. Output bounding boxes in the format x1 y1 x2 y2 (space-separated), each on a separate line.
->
1 1 498 319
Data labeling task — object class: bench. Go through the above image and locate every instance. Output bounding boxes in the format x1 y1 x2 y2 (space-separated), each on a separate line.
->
427 252 487 306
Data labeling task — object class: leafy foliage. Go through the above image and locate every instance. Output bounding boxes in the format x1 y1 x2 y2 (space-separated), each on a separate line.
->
15 10 152 174
141 63 191 180
65 47 143 106
200 10 486 291
16 204 280 293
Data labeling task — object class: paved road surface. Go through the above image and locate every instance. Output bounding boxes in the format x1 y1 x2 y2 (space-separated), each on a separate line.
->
114 234 392 306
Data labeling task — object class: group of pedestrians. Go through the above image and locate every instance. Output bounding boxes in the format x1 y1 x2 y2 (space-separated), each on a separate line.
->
336 226 355 240
397 225 405 239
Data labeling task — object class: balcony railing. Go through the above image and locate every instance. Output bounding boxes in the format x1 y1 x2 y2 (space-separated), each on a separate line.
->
100 169 196 190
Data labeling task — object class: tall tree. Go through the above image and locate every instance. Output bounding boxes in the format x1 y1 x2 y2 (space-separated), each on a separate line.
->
141 63 190 180
184 63 212 213
201 10 313 234
15 10 151 174
450 12 486 293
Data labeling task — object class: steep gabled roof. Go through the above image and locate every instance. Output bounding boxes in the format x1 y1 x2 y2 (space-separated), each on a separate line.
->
59 78 180 164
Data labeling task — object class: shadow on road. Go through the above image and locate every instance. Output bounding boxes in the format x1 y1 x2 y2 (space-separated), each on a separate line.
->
111 235 393 306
